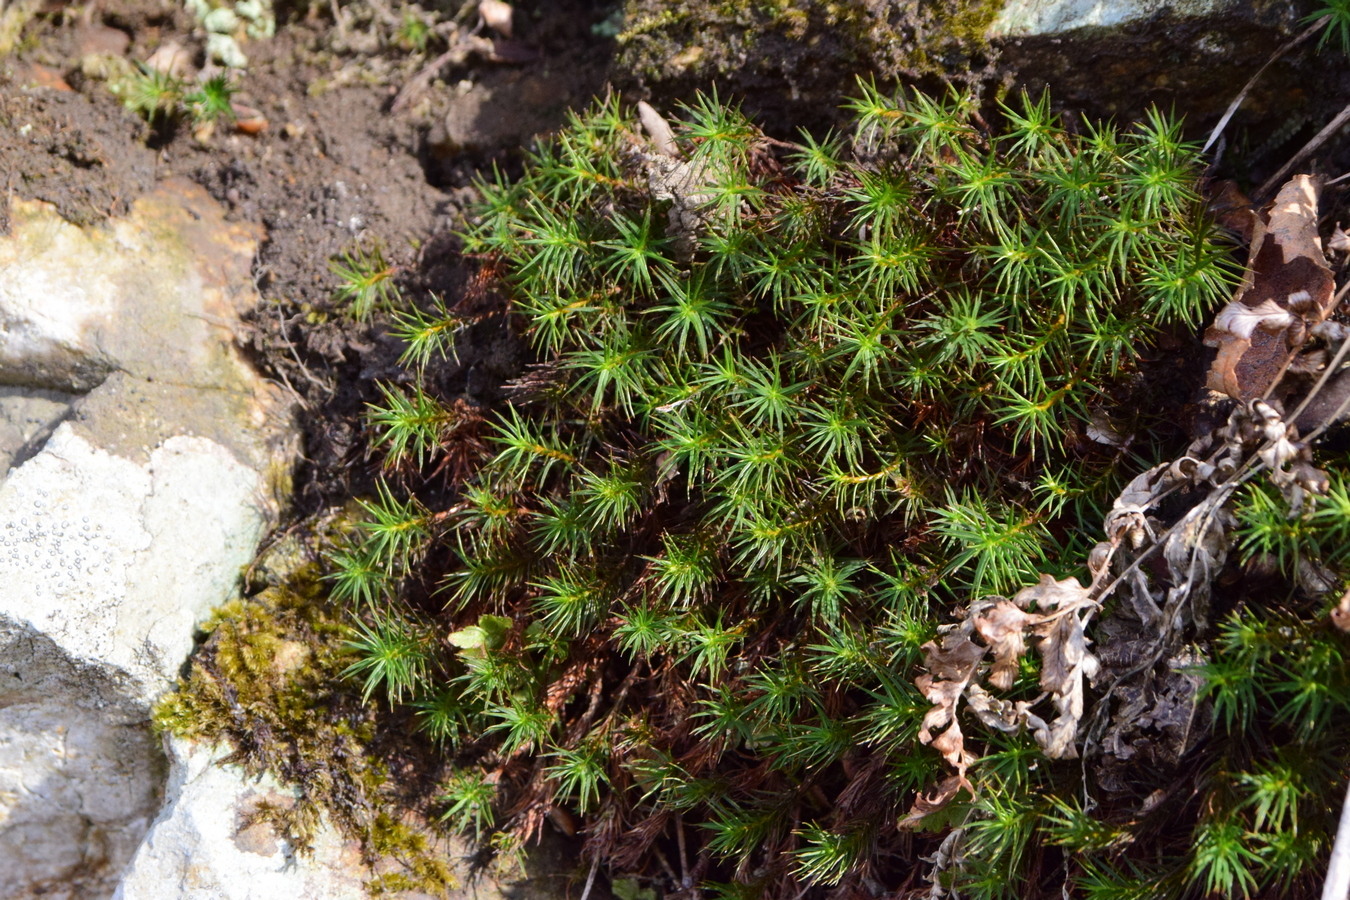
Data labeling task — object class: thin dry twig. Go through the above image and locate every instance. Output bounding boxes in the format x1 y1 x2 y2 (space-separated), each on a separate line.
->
1203 15 1328 155
579 857 601 900
1258 100 1350 200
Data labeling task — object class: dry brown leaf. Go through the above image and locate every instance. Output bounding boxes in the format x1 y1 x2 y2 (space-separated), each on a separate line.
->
915 631 985 774
966 683 1046 736
1332 588 1350 632
1204 174 1335 401
931 718 976 773
921 630 987 683
898 774 973 831
1104 464 1167 549
1208 179 1259 245
1331 224 1350 253
1013 573 1090 613
916 673 967 741
1160 505 1231 627
972 599 1035 690
1032 594 1100 760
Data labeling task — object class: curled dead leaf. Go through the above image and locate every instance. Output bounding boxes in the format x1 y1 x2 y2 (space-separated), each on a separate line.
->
1032 611 1100 760
1332 588 1350 632
1104 464 1167 549
966 683 1046 736
916 673 966 743
898 774 973 831
1013 573 1091 613
915 630 985 776
1204 175 1335 402
930 718 976 774
920 630 987 683
972 599 1034 690
1330 224 1350 253
1207 179 1259 244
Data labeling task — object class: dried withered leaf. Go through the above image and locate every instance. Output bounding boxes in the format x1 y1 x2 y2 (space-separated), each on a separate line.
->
1104 464 1168 549
898 774 973 831
1208 179 1259 245
972 599 1034 690
966 683 1046 735
1296 557 1338 595
915 631 985 771
1035 611 1097 700
1161 505 1231 625
1204 174 1335 401
1330 224 1350 253
1013 573 1091 613
916 674 967 742
1098 648 1206 780
1210 299 1295 342
1030 577 1099 760
1086 408 1130 447
931 718 976 773
921 630 987 683
1088 541 1113 579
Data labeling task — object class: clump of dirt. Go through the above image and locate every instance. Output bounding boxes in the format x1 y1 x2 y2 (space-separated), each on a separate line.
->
0 80 158 229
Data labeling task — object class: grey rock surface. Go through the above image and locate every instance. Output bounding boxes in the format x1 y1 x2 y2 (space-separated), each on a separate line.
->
114 737 369 900
0 178 296 899
989 0 1234 37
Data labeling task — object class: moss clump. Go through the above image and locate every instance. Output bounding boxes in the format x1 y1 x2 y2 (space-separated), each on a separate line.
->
153 530 460 896
327 85 1265 895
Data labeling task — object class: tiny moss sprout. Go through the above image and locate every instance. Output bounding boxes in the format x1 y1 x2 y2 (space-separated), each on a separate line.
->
115 66 242 128
118 66 180 122
330 243 400 320
395 9 433 52
184 74 239 125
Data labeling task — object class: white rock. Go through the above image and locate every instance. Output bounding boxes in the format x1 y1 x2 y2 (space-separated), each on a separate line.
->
0 179 296 899
114 738 368 900
0 425 267 697
990 0 1233 36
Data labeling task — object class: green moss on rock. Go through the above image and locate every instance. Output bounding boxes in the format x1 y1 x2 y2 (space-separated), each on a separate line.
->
152 525 461 896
